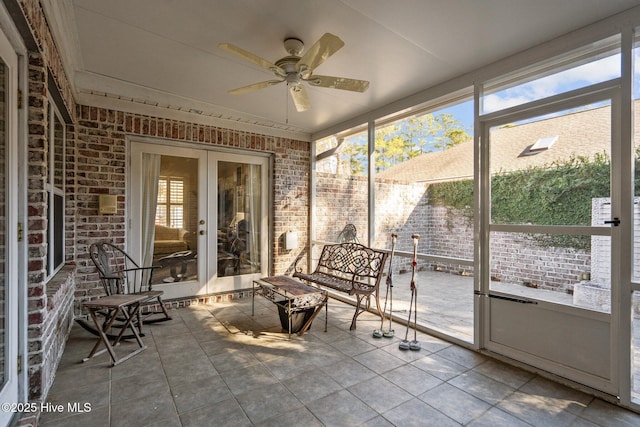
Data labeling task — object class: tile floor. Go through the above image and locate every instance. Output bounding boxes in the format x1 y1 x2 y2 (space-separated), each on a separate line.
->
39 296 640 427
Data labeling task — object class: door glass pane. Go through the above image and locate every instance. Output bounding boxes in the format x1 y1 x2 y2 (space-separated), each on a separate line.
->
490 231 610 311
150 156 198 284
488 100 612 310
490 102 611 226
218 162 262 277
0 57 6 387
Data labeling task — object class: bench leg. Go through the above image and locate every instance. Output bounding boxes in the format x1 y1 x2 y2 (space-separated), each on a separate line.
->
373 291 384 321
350 294 368 330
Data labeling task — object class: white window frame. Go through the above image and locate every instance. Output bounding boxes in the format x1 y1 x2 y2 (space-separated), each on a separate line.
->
156 176 184 228
46 100 65 278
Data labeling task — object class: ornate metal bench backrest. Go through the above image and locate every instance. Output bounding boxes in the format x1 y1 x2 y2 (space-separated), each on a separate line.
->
315 243 386 283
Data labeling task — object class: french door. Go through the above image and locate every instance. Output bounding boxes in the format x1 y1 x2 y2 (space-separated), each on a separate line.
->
479 85 621 394
130 142 269 299
0 22 19 426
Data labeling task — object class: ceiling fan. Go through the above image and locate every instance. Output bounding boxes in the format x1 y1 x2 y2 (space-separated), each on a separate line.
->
218 33 369 112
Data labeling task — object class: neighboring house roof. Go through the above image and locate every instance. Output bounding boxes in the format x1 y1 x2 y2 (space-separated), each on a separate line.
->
377 101 622 183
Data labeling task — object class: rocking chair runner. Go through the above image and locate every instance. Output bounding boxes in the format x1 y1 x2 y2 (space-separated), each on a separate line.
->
77 243 172 337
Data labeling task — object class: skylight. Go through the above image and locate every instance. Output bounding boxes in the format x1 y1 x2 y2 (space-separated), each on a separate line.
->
529 135 558 152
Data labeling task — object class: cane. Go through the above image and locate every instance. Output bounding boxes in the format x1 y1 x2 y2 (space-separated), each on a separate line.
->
384 234 396 338
374 233 397 338
409 234 421 351
400 234 420 350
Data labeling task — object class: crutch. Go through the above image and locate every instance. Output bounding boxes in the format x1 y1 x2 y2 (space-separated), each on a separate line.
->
400 234 420 351
373 233 397 338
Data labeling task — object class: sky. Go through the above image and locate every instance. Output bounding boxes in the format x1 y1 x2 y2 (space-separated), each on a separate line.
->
344 47 640 155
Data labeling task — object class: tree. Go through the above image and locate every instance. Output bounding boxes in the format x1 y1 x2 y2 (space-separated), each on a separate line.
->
373 112 471 173
401 113 471 152
330 112 471 175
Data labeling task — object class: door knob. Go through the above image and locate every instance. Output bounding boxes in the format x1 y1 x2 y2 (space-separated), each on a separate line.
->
199 230 206 235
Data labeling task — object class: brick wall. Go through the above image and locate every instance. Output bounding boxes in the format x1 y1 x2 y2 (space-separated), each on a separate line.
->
16 0 78 408
72 107 310 311
316 172 592 292
15 0 310 411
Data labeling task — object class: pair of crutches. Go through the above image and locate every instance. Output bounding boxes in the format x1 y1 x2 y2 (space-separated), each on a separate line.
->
373 233 420 351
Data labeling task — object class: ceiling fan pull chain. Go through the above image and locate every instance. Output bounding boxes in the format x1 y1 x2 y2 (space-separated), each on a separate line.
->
285 82 289 124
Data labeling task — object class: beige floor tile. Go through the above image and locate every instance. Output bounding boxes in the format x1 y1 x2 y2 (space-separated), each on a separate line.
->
39 300 640 427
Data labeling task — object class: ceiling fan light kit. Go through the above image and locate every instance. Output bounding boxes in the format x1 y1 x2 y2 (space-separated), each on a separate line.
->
219 33 369 112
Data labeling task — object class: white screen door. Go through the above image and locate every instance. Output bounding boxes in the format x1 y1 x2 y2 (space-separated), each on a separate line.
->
480 88 620 394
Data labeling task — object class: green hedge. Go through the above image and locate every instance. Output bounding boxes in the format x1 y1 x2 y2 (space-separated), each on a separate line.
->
427 152 626 250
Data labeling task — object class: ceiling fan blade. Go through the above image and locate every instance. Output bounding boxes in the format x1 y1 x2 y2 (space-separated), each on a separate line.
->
218 43 285 75
306 75 370 92
228 80 283 95
296 33 344 75
289 84 311 112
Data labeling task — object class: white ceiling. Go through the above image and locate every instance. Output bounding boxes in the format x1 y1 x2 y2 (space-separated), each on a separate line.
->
44 0 639 139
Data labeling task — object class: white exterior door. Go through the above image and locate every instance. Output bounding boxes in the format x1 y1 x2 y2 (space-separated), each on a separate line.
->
130 141 269 299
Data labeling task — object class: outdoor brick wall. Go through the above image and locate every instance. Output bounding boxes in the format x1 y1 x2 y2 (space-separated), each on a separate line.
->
17 0 79 409
315 172 369 243
16 0 309 411
18 0 77 119
316 172 592 292
489 232 590 292
73 107 310 311
591 197 640 285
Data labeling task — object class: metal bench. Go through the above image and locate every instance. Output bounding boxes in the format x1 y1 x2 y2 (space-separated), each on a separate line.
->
294 242 388 330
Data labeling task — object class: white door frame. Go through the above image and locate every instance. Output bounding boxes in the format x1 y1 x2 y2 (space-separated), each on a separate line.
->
478 82 621 394
0 5 23 426
129 139 270 299
129 141 209 299
207 151 270 294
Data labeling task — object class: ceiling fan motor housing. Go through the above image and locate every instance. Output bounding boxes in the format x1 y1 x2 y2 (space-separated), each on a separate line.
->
283 37 304 56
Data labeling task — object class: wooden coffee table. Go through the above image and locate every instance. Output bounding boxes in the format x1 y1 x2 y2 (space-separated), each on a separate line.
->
252 275 328 338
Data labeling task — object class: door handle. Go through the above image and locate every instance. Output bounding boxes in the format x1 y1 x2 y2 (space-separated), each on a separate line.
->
199 230 206 235
604 217 620 226
488 293 537 304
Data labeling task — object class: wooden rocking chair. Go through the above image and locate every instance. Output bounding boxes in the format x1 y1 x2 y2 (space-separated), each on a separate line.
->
77 242 172 338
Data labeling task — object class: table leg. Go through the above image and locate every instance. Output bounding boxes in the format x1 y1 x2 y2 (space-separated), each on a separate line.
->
298 293 328 336
287 299 292 340
111 302 147 365
83 307 121 364
83 303 147 366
